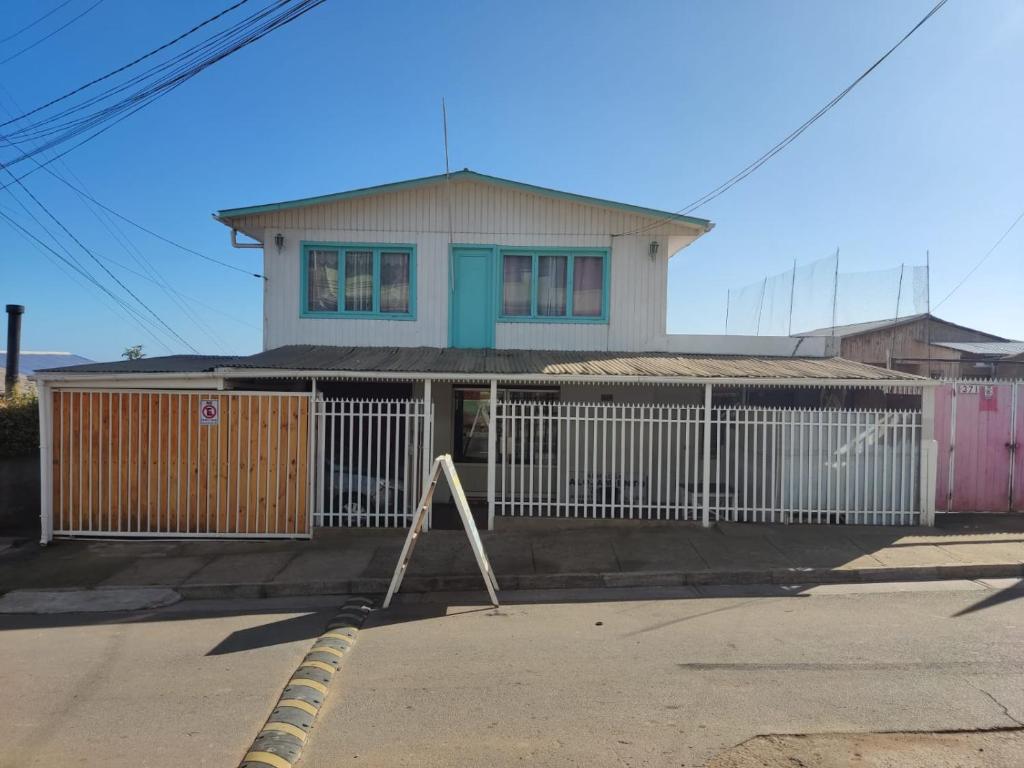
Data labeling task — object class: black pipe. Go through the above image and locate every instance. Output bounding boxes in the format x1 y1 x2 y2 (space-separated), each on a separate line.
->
5 304 24 396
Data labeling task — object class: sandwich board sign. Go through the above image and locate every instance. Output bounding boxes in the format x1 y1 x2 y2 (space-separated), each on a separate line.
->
383 454 499 608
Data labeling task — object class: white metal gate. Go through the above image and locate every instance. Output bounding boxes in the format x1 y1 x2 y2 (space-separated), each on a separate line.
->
313 397 432 527
495 400 924 525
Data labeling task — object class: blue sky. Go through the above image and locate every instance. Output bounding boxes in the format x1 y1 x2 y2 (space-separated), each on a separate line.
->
1 0 1021 360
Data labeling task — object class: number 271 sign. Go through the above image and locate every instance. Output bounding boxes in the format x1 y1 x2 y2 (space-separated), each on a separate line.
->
199 399 220 426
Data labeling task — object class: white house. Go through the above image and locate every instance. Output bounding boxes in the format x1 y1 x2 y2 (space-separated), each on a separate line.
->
34 171 938 541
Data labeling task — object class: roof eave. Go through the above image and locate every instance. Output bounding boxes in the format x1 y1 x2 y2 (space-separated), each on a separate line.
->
212 170 714 233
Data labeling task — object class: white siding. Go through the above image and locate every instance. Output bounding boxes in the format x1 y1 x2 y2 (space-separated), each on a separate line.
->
240 178 704 352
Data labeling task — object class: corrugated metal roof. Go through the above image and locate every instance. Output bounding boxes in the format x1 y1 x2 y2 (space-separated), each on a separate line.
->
37 346 927 383
0 351 92 375
795 314 928 338
932 341 1024 356
222 346 924 382
795 313 1009 342
38 355 240 374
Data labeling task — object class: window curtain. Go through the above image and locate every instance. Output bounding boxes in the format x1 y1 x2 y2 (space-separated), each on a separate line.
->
344 250 373 312
307 249 339 312
503 254 532 315
537 254 567 316
379 251 410 313
572 255 603 317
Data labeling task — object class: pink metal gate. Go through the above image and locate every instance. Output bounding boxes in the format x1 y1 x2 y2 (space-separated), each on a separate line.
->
936 381 1022 512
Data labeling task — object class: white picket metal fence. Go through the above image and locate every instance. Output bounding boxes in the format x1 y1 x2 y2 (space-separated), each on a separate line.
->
710 407 921 525
496 402 704 520
313 397 432 528
495 400 923 525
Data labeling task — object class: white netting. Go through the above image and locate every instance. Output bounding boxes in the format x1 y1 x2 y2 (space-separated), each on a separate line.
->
725 254 928 335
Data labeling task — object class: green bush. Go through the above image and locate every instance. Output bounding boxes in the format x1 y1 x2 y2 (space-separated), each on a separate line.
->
0 389 39 459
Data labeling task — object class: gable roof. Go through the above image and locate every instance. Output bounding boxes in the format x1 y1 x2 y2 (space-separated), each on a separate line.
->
795 313 1010 342
213 169 714 232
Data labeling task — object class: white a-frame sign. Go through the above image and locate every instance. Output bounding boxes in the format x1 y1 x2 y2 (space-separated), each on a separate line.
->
383 454 500 608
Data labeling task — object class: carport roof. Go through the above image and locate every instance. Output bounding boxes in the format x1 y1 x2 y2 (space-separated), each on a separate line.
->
39 345 928 385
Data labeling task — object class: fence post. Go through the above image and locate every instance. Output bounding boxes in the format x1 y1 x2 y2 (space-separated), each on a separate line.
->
920 385 937 526
487 378 497 530
422 378 433 531
37 380 54 545
702 383 712 528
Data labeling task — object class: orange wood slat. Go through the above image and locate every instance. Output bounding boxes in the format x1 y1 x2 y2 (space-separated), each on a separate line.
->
49 391 311 537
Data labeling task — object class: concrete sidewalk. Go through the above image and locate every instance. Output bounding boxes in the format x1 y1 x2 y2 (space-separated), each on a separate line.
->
2 514 1024 602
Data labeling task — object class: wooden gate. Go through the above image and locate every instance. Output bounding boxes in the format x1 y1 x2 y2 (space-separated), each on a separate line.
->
936 380 1023 513
50 390 312 537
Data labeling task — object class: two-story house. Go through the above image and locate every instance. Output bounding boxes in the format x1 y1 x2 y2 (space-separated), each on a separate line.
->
35 171 937 542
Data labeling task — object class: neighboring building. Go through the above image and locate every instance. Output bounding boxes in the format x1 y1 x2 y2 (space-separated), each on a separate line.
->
1 351 93 392
795 314 1023 379
34 171 937 541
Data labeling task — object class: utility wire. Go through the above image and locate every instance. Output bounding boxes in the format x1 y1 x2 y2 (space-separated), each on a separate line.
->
933 205 1024 310
3 168 199 351
0 0 76 46
0 0 324 166
0 86 232 351
0 0 251 130
0 0 107 68
0 206 176 353
38 168 265 277
615 0 949 236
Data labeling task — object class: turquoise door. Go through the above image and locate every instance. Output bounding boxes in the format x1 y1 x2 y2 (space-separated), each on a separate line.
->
449 248 494 348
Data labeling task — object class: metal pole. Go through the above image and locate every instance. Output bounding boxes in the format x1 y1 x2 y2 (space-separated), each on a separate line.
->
702 383 712 528
754 277 767 336
422 378 432 531
925 251 932 377
724 290 730 334
888 263 904 369
5 304 24 397
487 378 497 530
787 258 797 336
830 249 840 338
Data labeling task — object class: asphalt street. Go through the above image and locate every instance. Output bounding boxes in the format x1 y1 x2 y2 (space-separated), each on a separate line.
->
302 581 1024 768
0 596 344 768
1 581 1023 767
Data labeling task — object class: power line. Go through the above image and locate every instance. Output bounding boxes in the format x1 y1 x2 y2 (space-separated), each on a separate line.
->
0 85 233 351
0 0 107 68
0 0 252 130
933 205 1024 311
0 0 325 170
2 167 199 351
615 0 950 237
0 0 76 46
39 168 265 278
0 205 177 353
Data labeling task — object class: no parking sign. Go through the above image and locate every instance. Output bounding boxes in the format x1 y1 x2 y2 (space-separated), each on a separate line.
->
199 398 220 425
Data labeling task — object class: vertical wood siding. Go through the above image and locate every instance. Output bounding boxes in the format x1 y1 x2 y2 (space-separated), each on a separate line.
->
243 179 700 352
51 390 311 537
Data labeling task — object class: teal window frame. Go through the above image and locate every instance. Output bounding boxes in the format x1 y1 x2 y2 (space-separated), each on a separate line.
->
299 241 417 320
497 247 610 323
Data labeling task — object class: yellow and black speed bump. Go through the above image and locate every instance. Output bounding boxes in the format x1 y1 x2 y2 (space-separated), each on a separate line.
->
239 597 374 768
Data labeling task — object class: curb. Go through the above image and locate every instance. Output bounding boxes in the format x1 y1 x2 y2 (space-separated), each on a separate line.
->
239 597 374 768
175 562 1024 601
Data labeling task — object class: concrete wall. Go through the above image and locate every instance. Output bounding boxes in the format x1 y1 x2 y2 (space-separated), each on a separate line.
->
0 455 39 534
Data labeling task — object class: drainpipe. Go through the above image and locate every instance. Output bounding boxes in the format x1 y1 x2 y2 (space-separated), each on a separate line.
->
230 229 262 249
5 304 24 397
